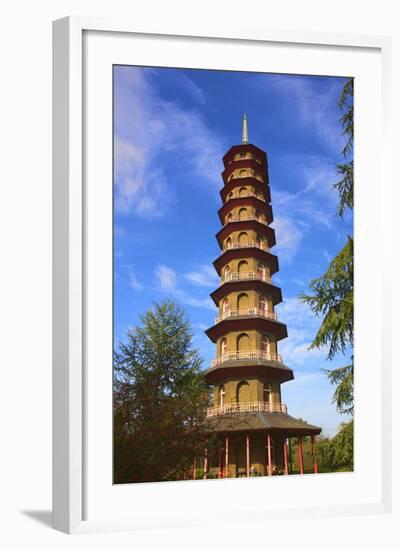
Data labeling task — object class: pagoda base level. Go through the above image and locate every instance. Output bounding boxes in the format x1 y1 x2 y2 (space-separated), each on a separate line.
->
206 411 320 434
199 428 320 479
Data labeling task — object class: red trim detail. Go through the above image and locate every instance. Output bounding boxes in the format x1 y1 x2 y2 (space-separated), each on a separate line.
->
297 437 304 475
283 437 289 475
218 197 273 225
216 220 276 248
311 435 318 474
204 363 294 384
222 144 268 169
220 178 271 203
267 433 272 476
213 248 279 276
222 158 268 183
210 279 282 306
205 316 288 343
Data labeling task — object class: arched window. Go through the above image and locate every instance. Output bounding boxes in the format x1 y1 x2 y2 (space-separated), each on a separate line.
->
226 192 233 202
237 293 249 310
224 265 231 281
221 338 228 356
238 260 249 274
263 383 272 404
257 262 265 279
238 231 248 246
226 212 233 224
238 207 248 220
237 333 249 352
226 237 232 250
222 298 229 315
219 385 226 408
258 296 267 312
236 381 250 403
239 169 247 177
239 187 247 197
261 335 270 353
256 235 264 249
255 210 262 222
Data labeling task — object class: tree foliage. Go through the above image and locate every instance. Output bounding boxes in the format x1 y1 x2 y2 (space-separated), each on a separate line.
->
300 236 353 360
334 78 353 217
300 78 354 415
113 300 212 484
323 362 354 415
317 420 354 471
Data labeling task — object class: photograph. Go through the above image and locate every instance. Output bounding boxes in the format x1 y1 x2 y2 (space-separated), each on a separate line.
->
112 65 354 484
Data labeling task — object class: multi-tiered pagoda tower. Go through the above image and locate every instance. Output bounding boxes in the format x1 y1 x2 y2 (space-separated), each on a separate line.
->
203 115 321 478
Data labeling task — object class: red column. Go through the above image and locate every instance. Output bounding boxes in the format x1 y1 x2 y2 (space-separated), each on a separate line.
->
203 447 208 480
225 435 229 478
267 433 272 476
297 436 304 475
193 460 197 480
311 435 318 474
218 445 223 478
283 437 288 475
246 434 250 477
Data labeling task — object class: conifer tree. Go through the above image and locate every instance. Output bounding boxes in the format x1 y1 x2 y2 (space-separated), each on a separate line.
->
300 78 354 415
113 301 212 483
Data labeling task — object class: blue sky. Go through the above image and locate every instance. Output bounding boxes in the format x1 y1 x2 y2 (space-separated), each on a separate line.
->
113 65 353 437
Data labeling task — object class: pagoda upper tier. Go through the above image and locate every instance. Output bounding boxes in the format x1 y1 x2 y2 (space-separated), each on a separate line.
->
204 115 292 387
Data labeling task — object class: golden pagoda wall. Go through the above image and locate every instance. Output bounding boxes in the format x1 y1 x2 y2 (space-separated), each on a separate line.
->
215 331 278 355
218 290 274 313
212 378 281 407
222 230 270 249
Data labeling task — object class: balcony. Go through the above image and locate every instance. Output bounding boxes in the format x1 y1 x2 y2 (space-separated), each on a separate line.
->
228 173 264 183
225 241 268 251
226 191 265 202
215 307 277 324
221 271 272 285
211 350 282 367
224 215 268 226
207 400 287 417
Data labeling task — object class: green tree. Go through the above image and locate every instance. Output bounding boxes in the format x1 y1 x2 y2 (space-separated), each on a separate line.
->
317 421 354 472
113 300 212 483
300 78 354 415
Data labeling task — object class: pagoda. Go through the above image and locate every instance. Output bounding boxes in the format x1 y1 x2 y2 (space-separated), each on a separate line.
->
203 114 321 478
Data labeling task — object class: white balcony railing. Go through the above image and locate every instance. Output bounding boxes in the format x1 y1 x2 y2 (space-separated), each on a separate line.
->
207 400 287 417
221 271 272 285
224 215 267 226
211 350 282 367
215 307 277 324
228 174 264 183
226 191 265 202
225 241 268 252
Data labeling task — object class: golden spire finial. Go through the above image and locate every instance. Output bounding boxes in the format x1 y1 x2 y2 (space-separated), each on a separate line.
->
242 113 248 144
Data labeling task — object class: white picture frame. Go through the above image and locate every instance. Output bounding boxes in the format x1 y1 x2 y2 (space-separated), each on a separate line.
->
52 16 393 535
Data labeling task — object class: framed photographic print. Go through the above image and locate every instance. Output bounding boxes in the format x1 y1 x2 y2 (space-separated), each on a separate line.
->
53 17 392 534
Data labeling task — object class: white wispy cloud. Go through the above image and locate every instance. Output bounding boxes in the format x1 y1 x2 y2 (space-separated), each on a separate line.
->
154 264 215 311
178 74 206 105
114 67 224 218
264 75 346 154
270 154 343 263
185 264 219 287
323 249 332 262
129 272 143 291
155 264 177 290
276 297 328 365
271 216 303 263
